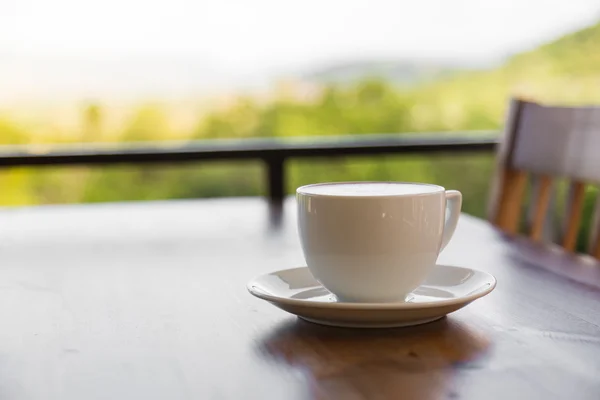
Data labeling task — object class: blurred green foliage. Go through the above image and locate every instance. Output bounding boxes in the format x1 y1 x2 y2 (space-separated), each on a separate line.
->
1 22 600 251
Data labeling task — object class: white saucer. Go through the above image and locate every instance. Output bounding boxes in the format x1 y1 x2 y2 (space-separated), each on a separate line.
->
247 264 496 328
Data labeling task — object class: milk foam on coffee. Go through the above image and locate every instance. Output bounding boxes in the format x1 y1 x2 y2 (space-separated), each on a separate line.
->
298 182 440 196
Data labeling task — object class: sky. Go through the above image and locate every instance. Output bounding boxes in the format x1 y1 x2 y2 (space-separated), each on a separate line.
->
1 0 599 101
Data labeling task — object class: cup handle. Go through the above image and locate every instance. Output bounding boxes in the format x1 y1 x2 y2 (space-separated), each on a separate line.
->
440 190 462 252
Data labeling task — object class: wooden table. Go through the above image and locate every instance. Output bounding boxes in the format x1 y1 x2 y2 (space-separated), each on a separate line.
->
1 198 599 400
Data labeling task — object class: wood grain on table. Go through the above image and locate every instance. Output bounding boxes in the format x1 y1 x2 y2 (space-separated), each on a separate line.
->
0 198 599 400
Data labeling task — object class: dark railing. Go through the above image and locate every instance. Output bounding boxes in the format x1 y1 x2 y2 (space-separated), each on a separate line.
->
0 131 499 210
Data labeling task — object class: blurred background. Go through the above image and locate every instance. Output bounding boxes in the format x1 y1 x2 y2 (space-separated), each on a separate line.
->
1 0 600 222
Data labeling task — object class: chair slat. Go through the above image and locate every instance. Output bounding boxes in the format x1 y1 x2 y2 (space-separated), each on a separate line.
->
525 177 558 243
562 181 586 252
589 193 600 259
530 175 553 241
495 169 527 234
592 233 600 259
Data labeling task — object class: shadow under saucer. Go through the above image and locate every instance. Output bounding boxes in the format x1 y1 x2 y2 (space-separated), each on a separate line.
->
256 317 491 400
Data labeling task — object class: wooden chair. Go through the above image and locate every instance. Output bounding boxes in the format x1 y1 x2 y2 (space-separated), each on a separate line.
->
488 97 600 257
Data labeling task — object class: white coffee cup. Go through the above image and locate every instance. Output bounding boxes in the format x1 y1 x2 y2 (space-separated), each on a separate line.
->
296 181 462 303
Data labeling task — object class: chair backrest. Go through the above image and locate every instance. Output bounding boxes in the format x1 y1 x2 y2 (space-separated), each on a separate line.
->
488 97 600 257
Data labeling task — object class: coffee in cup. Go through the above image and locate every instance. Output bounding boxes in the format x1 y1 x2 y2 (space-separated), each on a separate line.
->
297 181 462 303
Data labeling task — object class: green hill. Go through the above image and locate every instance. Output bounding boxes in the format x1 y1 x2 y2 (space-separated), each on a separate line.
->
303 59 471 86
506 22 600 77
404 21 600 132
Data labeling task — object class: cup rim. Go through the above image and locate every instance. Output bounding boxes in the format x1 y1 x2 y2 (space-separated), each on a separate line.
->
296 181 445 198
